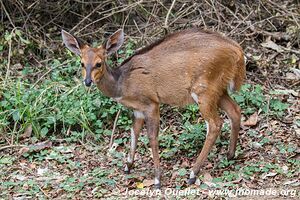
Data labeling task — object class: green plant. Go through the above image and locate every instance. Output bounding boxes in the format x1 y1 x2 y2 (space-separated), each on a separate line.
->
232 84 289 117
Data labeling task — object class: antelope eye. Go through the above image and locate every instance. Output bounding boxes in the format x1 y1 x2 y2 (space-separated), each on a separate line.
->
81 63 84 68
95 63 101 68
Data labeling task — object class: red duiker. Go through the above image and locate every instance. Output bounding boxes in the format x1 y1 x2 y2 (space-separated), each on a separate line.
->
62 28 246 189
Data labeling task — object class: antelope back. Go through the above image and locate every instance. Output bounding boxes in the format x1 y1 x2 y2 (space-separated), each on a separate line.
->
118 29 245 107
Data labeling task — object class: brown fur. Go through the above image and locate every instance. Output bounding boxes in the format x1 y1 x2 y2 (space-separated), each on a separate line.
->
111 29 245 110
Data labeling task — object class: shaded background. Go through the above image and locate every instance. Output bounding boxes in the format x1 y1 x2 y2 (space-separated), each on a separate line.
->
1 0 299 89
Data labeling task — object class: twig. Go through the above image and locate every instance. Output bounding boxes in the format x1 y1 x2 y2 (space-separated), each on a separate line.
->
169 3 197 27
237 15 284 35
164 0 176 28
37 184 51 198
3 28 14 86
133 19 143 40
0 0 16 28
227 10 254 36
204 0 221 30
0 144 26 151
70 3 103 32
76 1 142 34
109 109 121 149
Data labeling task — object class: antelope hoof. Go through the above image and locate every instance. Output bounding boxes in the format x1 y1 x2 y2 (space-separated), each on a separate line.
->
124 163 131 174
154 183 161 189
124 169 130 174
187 177 196 185
154 177 161 189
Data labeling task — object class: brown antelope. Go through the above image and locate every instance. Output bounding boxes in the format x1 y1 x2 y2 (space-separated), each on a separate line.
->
62 28 246 189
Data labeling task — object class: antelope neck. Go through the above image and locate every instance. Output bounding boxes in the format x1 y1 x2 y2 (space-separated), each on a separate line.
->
96 63 123 98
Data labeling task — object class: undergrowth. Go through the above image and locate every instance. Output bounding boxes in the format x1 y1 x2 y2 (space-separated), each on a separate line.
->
0 28 289 152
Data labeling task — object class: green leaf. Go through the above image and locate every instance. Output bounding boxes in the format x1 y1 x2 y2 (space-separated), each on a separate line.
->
0 156 13 165
19 36 30 45
178 168 187 176
212 177 222 183
12 111 20 121
15 29 21 36
4 32 12 41
41 127 49 136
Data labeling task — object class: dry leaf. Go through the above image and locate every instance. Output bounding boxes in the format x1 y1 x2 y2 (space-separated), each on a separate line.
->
252 142 262 149
37 167 48 176
286 72 298 80
243 112 259 126
20 124 32 139
142 179 154 187
205 162 213 169
19 141 52 155
195 178 201 186
29 163 36 169
282 165 288 174
136 182 144 189
261 172 277 179
283 179 299 186
18 147 30 155
261 40 284 53
181 160 189 168
170 171 178 181
203 172 213 183
291 68 300 79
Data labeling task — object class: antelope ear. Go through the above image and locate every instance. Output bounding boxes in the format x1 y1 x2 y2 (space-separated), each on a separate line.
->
105 29 124 55
61 30 83 55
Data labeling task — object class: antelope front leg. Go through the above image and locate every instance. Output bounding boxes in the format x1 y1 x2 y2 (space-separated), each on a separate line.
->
145 104 161 189
124 111 144 174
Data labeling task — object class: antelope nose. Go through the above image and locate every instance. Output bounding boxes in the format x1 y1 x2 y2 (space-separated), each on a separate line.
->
84 79 92 87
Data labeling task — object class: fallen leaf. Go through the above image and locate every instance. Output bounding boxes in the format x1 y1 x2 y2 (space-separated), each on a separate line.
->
203 172 213 183
37 167 48 176
20 124 32 139
270 89 298 97
296 128 300 137
286 72 298 80
136 182 144 189
252 142 262 149
291 68 300 79
56 146 74 153
205 162 213 169
18 147 30 155
142 179 154 187
181 160 189 168
261 172 277 179
283 179 299 186
242 112 259 126
203 172 215 187
19 141 52 155
13 174 26 181
29 163 36 169
261 40 284 53
282 165 288 174
195 178 201 186
170 171 177 181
